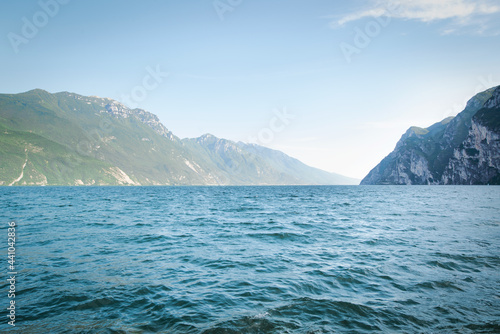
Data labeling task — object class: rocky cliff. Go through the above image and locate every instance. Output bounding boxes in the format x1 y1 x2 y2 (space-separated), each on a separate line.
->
361 85 500 185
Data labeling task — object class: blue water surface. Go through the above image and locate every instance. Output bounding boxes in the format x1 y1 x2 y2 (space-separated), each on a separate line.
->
0 186 499 333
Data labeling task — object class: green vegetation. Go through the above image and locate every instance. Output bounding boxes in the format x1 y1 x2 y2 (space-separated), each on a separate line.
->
474 106 500 132
0 89 358 186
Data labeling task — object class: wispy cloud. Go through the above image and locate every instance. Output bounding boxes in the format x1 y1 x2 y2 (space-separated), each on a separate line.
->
335 8 388 27
329 0 500 35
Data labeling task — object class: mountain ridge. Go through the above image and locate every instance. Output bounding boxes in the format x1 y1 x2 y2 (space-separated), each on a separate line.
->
0 89 359 186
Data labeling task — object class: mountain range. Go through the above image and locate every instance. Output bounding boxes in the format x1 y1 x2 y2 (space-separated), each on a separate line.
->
0 89 358 186
361 85 500 185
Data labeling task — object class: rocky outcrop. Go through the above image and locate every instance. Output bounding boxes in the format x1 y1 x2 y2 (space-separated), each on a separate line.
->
442 89 500 185
64 92 179 141
361 85 500 185
105 103 178 141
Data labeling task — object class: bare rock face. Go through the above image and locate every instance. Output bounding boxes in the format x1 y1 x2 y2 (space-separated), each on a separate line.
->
102 100 178 141
361 86 500 185
442 88 500 185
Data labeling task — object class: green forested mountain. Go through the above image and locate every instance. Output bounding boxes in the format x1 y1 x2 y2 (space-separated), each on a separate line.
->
0 89 358 186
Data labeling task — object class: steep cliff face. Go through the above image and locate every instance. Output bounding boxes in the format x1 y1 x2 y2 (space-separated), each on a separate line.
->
361 85 500 185
360 144 438 185
442 89 500 185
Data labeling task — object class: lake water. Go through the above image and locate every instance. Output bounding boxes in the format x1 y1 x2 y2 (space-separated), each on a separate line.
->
0 186 499 333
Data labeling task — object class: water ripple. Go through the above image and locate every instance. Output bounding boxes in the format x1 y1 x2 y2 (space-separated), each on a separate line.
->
0 185 499 333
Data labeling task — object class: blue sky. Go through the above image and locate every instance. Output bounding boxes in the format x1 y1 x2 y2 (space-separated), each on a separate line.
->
1 0 500 179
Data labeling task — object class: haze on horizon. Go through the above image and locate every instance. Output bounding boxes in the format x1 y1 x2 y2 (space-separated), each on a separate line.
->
1 0 500 179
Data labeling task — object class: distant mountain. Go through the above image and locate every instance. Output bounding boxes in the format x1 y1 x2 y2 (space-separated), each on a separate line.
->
361 85 500 185
0 89 358 186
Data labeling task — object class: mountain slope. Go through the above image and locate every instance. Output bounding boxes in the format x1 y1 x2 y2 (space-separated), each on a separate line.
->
0 89 357 186
236 142 359 185
181 135 359 185
361 85 500 185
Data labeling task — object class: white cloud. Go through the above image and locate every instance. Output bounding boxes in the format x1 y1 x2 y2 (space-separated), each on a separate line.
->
335 8 388 27
330 0 500 34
